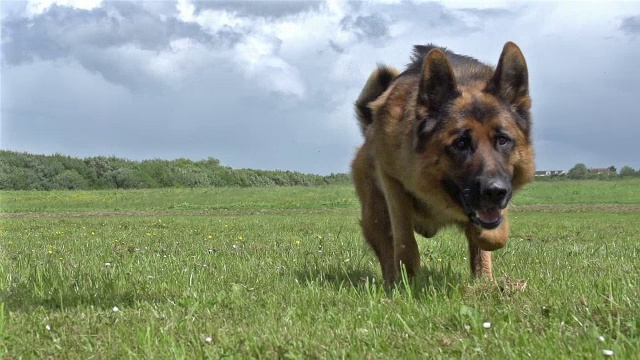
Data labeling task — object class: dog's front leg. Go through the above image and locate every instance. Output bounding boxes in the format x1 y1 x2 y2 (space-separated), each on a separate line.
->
464 213 510 279
379 173 420 284
466 240 493 279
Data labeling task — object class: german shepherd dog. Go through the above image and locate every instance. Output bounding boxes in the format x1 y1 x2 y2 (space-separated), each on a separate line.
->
352 42 534 284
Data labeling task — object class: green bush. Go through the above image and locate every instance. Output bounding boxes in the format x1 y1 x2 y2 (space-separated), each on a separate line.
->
107 168 145 189
0 150 352 190
619 166 637 177
53 169 89 190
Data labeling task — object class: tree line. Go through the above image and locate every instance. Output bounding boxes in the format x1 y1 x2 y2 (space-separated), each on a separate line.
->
0 150 352 190
536 163 640 181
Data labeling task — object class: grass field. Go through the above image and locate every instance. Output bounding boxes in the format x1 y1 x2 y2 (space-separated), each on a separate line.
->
1 180 639 358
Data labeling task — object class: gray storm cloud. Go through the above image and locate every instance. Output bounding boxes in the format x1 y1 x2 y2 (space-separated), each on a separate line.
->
192 0 324 18
1 2 220 89
341 13 390 42
620 15 640 35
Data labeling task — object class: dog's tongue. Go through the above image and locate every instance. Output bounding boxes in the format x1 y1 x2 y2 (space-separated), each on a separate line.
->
477 208 501 224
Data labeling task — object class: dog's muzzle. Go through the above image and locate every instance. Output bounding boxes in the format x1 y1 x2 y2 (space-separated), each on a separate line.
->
460 180 511 230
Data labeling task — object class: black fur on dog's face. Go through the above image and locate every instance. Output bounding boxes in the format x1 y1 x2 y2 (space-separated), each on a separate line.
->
440 118 515 229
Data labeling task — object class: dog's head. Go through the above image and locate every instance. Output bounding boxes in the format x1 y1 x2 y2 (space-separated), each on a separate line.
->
413 42 535 235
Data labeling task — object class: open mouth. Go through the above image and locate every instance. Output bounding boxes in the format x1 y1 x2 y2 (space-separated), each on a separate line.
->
470 207 503 229
460 189 504 230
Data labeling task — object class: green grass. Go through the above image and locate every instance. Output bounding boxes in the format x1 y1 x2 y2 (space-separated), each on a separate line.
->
513 178 640 205
1 181 639 358
0 186 357 214
1 178 640 214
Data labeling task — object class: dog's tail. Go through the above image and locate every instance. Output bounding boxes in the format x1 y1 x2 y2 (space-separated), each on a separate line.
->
354 65 399 135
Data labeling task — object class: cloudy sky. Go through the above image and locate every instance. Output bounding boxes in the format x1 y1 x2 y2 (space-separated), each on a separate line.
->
1 0 639 174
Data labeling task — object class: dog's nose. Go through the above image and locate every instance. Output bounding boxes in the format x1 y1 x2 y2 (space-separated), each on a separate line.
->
480 179 510 204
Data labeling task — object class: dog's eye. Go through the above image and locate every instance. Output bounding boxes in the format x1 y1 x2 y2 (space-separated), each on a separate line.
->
454 137 470 151
496 135 511 146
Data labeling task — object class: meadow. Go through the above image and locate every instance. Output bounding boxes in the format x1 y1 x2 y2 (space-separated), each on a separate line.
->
1 179 639 358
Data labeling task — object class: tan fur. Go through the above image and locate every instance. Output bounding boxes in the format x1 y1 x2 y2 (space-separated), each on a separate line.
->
352 42 535 284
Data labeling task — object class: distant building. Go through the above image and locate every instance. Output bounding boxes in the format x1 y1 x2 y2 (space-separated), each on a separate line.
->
589 168 610 174
535 170 566 176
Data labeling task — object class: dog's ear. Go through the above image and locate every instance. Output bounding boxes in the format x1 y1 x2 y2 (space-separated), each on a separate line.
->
486 42 530 114
418 49 460 113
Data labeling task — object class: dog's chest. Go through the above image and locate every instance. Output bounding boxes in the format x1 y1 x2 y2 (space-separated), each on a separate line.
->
411 195 446 238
